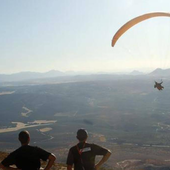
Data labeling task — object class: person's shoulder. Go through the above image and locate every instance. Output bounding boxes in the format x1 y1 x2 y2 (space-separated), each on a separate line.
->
30 145 39 149
82 143 97 149
20 145 42 152
8 146 24 155
23 145 37 150
29 145 46 151
13 146 24 152
29 145 51 155
88 143 107 149
26 145 41 149
69 145 77 152
70 145 77 149
86 143 96 147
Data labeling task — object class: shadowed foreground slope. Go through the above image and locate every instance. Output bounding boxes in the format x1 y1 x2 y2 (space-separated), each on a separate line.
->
1 151 170 170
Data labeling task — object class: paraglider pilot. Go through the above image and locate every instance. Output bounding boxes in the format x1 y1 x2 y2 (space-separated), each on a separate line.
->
154 81 164 90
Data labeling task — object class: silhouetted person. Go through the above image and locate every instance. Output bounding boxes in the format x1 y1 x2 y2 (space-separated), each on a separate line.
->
0 130 56 170
66 128 111 170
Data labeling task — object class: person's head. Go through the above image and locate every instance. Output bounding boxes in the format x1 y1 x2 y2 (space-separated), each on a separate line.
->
76 129 88 142
18 130 30 145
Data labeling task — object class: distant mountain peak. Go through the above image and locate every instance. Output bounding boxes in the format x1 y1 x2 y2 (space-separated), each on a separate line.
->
46 70 62 73
149 68 170 76
130 70 144 75
152 68 163 73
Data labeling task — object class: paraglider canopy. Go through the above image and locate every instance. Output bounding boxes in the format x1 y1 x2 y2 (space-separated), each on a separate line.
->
111 12 170 47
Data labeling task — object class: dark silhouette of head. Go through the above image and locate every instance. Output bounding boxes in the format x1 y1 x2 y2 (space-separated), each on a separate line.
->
76 129 88 142
18 130 30 145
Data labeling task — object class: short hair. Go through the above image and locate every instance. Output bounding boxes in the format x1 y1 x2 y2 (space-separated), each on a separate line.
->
18 131 30 144
77 129 88 141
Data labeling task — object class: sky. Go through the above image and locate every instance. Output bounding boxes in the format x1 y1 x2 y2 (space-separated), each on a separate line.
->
1 0 170 74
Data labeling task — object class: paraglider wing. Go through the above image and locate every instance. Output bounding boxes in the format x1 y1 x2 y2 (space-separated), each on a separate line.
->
112 12 170 47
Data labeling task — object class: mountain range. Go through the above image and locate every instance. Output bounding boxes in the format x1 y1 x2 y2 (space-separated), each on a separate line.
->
0 70 89 82
0 68 169 83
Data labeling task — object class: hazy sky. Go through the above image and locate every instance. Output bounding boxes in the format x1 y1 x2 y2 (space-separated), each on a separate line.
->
1 0 170 74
